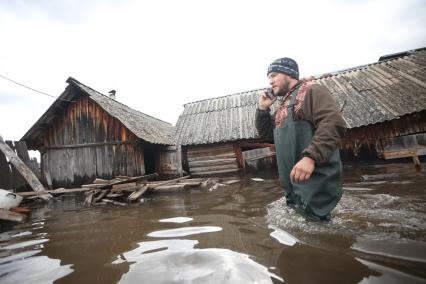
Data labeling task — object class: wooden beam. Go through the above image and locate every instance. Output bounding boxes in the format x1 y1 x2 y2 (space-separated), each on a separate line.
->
46 141 137 149
189 158 237 167
237 142 275 149
187 152 236 162
0 135 51 201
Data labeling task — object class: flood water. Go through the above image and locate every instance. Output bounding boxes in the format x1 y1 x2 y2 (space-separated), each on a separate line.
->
1 163 425 284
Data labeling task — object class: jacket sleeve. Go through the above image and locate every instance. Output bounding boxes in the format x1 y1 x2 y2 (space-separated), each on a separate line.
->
301 84 347 164
255 108 274 141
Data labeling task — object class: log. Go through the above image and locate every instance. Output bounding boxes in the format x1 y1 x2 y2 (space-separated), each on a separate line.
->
0 135 51 201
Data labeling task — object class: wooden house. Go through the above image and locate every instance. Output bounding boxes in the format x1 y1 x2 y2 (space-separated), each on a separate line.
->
22 77 181 187
175 47 426 175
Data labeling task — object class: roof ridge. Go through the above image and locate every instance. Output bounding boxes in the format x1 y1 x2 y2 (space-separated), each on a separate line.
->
66 77 173 126
312 46 425 80
183 87 265 106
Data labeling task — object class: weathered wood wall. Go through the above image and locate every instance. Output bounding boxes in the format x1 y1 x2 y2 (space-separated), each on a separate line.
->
42 95 146 187
186 144 239 176
242 147 276 172
341 111 426 153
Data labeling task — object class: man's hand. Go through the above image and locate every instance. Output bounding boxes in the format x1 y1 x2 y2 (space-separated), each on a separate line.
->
290 156 315 183
258 90 276 110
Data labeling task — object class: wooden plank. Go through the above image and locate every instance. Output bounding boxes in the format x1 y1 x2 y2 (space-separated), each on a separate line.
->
237 142 275 149
149 184 188 192
145 175 191 193
18 187 91 197
106 193 124 198
191 168 239 176
46 141 137 149
0 136 51 201
187 145 234 156
112 182 136 190
94 189 111 202
189 158 237 167
191 164 238 173
93 178 110 184
128 185 149 201
383 149 417 159
97 173 158 189
187 152 236 162
101 199 127 206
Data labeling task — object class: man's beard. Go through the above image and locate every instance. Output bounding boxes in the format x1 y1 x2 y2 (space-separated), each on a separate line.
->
275 80 290 96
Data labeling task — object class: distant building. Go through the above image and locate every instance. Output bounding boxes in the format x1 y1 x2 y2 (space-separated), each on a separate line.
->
175 47 426 175
22 77 181 187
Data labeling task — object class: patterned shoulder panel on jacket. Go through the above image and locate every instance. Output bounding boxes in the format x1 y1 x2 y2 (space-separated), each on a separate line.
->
274 81 313 128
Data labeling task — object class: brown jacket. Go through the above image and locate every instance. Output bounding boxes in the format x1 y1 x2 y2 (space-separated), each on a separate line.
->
255 81 347 164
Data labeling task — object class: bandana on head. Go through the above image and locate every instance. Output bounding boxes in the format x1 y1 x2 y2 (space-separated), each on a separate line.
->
267 57 299 79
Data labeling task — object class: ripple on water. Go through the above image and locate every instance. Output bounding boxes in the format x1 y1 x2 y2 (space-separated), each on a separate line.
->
267 192 426 242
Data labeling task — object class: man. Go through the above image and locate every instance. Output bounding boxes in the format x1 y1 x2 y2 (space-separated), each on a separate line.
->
256 57 347 221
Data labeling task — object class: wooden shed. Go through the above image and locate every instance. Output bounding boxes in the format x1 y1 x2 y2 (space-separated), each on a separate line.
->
175 47 426 175
22 77 181 187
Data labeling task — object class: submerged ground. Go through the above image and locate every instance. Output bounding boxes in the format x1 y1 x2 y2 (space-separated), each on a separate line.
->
0 163 425 283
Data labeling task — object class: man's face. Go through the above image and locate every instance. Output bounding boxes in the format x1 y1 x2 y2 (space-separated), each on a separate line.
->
267 72 291 96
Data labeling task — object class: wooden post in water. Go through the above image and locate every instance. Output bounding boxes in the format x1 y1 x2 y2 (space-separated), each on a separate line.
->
0 135 51 201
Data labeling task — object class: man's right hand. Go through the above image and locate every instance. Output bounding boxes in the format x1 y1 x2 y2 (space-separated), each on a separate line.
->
258 90 276 110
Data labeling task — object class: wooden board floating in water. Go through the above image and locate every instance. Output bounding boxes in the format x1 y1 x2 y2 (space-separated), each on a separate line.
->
17 173 241 207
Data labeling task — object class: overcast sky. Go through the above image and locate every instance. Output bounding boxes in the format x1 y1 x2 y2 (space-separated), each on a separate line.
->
0 0 425 143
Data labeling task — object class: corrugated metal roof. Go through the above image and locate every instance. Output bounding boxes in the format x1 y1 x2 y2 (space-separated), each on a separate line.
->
22 77 175 146
175 48 426 146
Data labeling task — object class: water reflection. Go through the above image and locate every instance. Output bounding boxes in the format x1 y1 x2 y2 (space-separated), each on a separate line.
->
148 226 222 238
159 217 194 223
0 163 424 283
0 224 73 284
114 240 283 284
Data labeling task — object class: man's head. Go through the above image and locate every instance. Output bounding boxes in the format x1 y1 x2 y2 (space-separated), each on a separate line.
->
267 57 299 95
267 57 299 80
